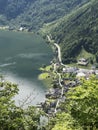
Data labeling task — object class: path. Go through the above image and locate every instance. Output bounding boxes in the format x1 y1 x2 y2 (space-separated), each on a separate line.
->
54 43 62 63
54 72 64 113
47 35 62 63
47 35 67 67
47 35 64 114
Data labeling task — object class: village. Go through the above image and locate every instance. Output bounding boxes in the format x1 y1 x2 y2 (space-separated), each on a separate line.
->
39 35 98 116
0 25 33 32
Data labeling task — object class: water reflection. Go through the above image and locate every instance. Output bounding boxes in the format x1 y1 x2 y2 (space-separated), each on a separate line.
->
3 71 46 107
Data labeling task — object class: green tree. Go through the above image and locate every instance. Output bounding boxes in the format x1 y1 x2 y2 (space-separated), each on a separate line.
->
0 80 40 130
67 76 98 129
96 51 98 62
47 76 98 130
50 113 82 130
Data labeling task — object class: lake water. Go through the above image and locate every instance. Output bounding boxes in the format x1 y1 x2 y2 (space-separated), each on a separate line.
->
0 30 53 106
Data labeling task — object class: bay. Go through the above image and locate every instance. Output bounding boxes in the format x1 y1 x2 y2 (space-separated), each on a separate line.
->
0 30 53 106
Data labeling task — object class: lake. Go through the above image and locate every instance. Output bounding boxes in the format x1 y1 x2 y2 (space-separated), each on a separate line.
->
0 30 53 106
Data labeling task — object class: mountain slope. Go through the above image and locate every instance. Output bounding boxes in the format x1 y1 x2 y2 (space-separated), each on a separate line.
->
0 0 89 30
45 0 98 63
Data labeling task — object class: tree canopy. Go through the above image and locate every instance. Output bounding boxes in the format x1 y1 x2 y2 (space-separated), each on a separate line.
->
47 76 98 130
0 79 40 130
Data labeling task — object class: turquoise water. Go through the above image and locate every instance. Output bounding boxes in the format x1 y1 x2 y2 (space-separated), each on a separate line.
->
0 30 53 106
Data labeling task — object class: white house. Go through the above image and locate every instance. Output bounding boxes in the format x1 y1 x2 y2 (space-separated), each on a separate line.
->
77 58 88 66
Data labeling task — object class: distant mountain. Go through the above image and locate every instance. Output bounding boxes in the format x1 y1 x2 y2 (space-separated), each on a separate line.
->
43 0 98 64
0 0 89 30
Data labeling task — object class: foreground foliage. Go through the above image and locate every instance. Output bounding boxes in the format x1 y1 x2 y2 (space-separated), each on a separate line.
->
47 76 98 130
0 79 40 130
67 76 98 129
1 75 98 130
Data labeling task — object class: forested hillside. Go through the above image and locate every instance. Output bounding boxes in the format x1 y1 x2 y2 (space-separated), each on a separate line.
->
44 0 98 64
0 0 89 30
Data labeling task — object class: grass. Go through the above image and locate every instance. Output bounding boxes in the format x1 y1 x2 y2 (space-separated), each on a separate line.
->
67 62 94 70
77 47 95 60
38 65 53 88
38 73 49 80
39 65 52 71
66 48 96 69
38 72 53 88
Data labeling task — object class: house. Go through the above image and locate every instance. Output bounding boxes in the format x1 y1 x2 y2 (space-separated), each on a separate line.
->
77 58 88 66
62 68 66 73
19 27 24 31
62 67 78 73
76 72 86 77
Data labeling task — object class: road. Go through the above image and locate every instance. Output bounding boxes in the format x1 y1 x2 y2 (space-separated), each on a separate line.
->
47 35 64 114
47 35 62 63
47 35 67 68
54 43 62 63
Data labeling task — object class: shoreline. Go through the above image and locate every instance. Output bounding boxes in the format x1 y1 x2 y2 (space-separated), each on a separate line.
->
0 25 35 34
38 65 53 88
